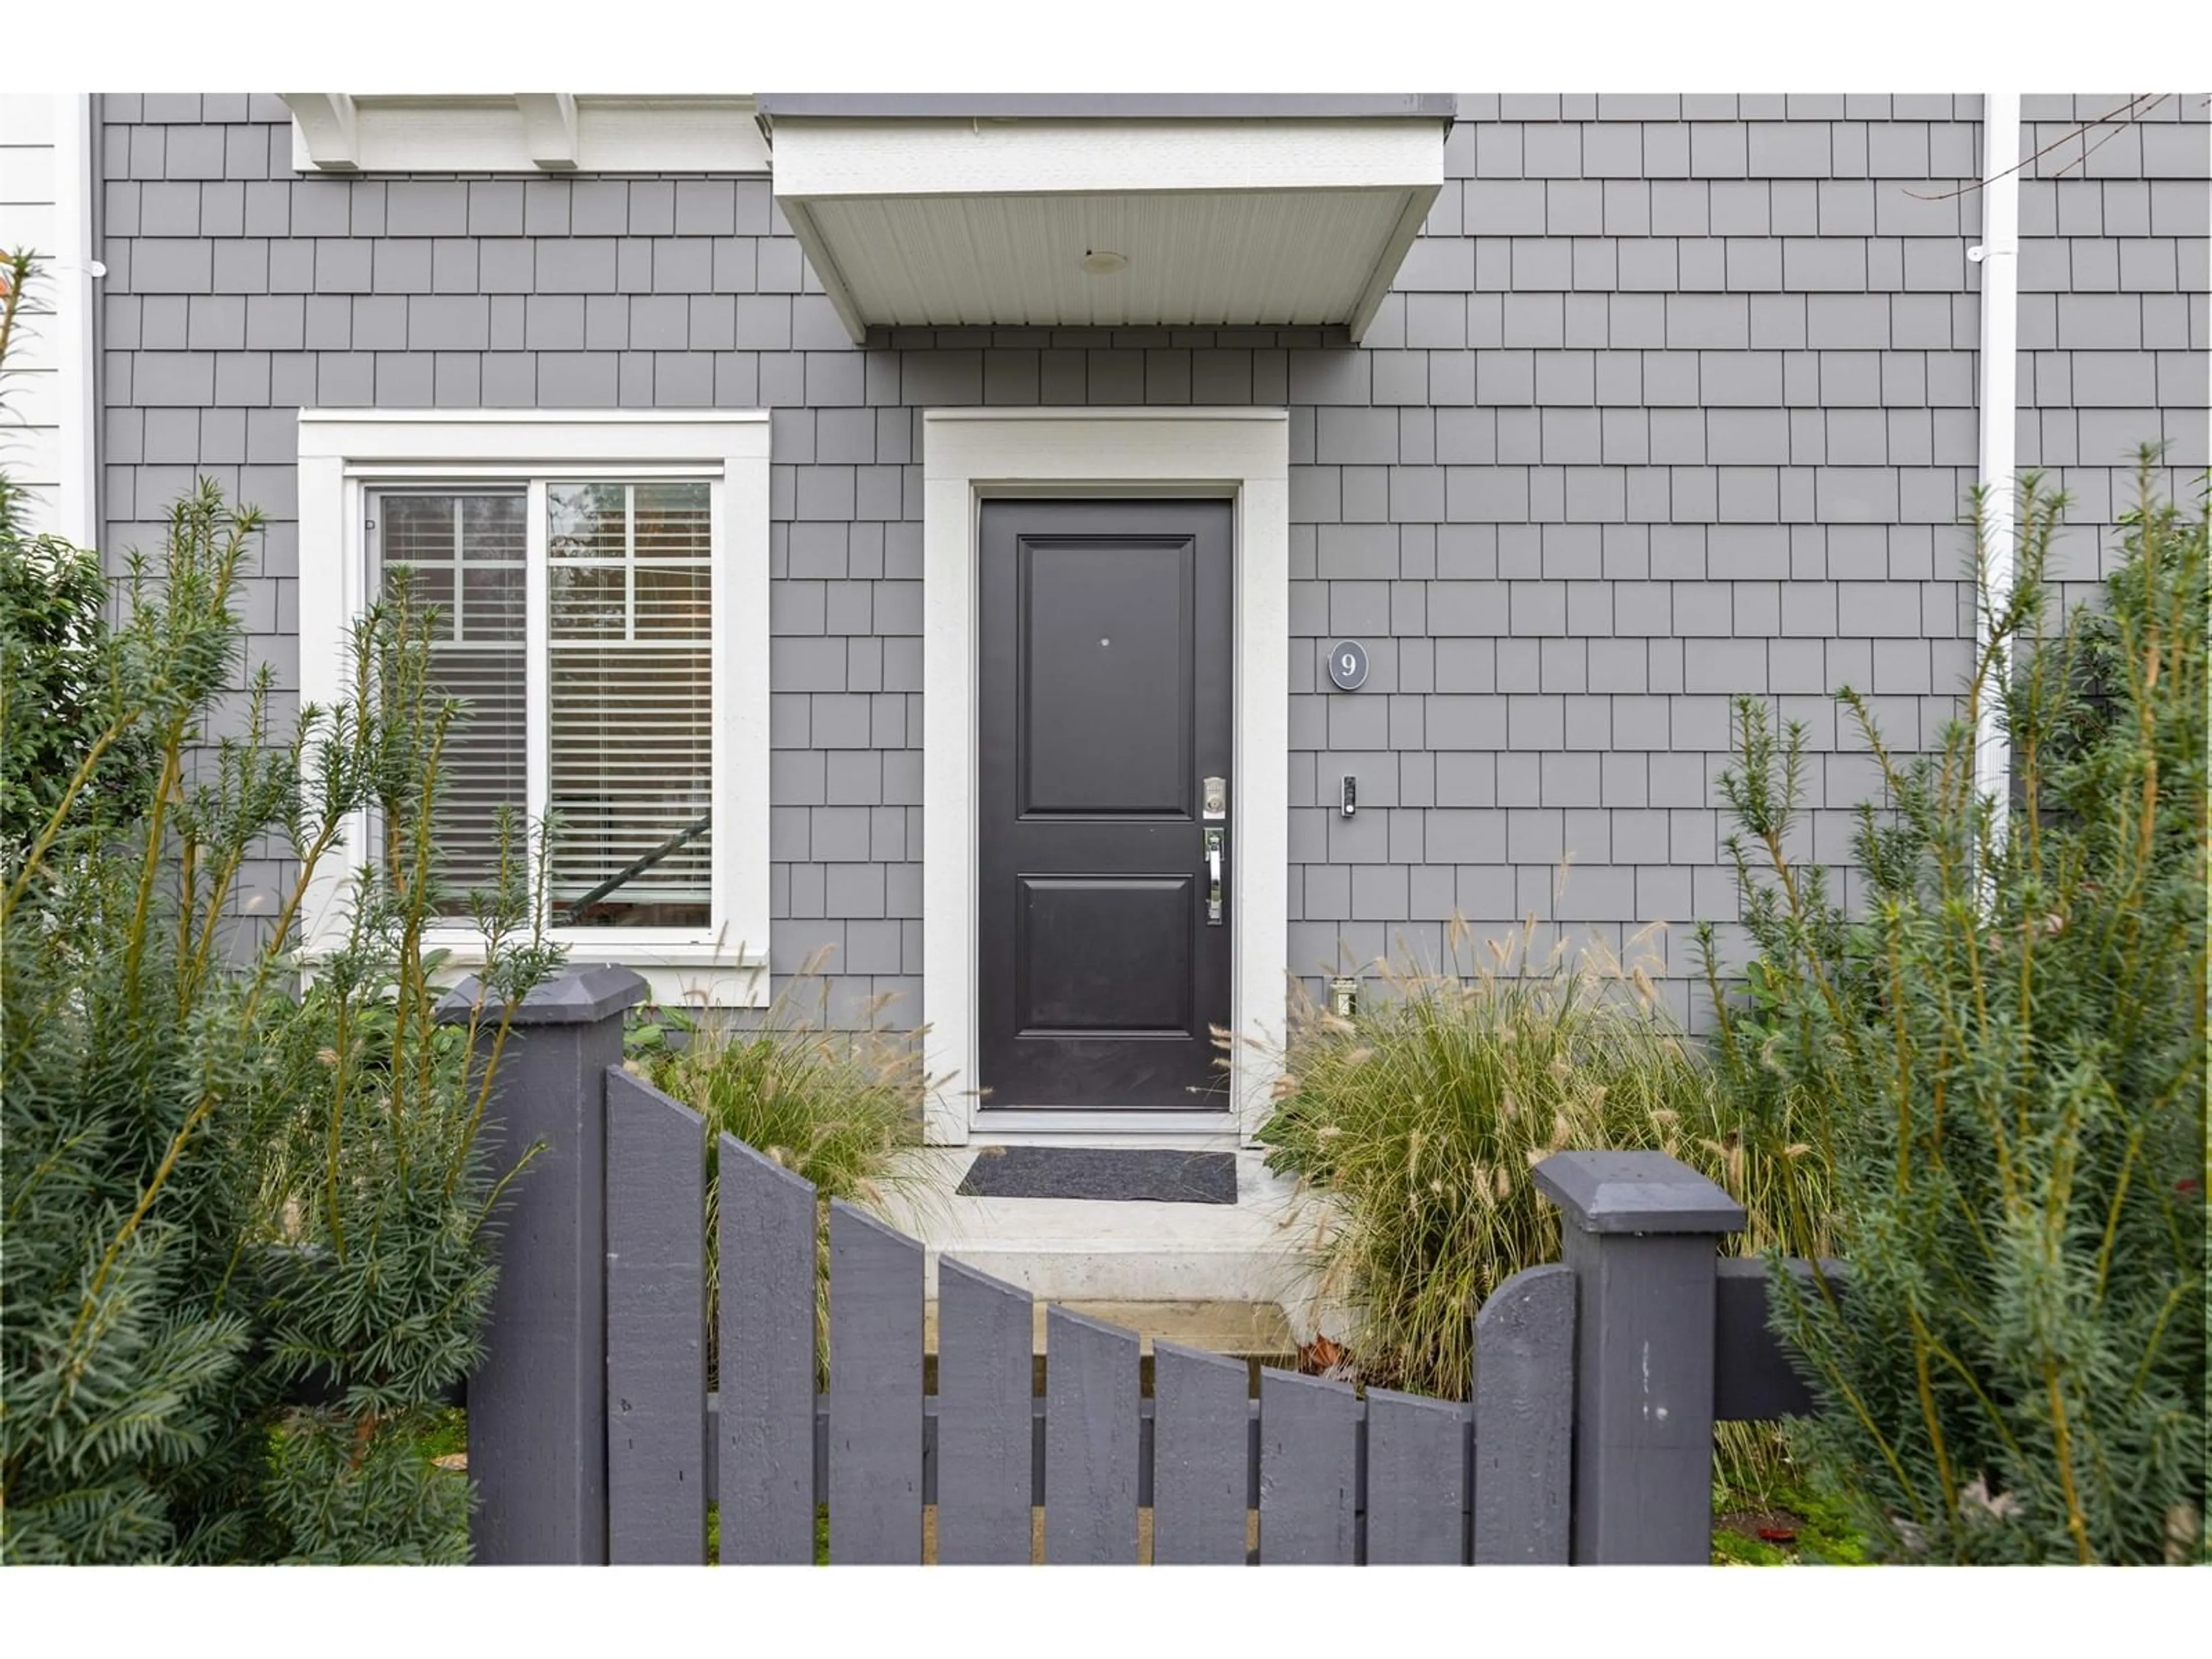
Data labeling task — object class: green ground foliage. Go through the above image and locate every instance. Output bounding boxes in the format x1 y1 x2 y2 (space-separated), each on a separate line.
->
1710 1463 1869 1566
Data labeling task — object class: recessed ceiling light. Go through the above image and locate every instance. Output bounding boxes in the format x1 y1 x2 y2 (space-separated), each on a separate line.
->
1082 249 1129 275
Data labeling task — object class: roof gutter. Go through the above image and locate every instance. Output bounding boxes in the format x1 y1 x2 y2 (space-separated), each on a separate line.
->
1971 91 2021 885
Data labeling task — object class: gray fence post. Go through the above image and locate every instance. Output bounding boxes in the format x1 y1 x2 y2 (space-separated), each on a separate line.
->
1532 1150 1745 1566
435 963 649 1566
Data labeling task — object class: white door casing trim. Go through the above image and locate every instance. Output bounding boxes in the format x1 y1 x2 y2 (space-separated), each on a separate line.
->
921 408 1290 1148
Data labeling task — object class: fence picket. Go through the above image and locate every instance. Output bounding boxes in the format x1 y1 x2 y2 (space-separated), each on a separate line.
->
1043 1308 1140 1563
935 1257 1035 1564
1364 1388 1467 1565
1472 1261 1575 1565
828 1200 925 1563
1256 1369 1359 1564
1150 1341 1251 1565
463 971 1816 1573
604 1069 707 1563
717 1133 819 1563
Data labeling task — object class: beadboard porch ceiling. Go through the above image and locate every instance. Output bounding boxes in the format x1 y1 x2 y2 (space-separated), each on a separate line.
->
753 94 1454 344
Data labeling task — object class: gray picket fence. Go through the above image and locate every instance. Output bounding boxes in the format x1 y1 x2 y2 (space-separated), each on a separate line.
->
444 965 1826 1567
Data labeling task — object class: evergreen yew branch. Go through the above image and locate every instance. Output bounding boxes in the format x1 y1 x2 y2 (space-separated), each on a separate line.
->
5 450 565 1560
1728 452 2203 1563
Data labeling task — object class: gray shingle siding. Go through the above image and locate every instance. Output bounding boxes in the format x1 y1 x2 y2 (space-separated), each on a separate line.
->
93 93 2210 1031
2015 98 2209 612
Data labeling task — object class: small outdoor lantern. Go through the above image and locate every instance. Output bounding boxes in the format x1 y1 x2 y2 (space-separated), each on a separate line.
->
1328 976 1359 1019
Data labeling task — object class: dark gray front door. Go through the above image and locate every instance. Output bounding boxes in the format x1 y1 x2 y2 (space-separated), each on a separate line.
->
978 499 1234 1110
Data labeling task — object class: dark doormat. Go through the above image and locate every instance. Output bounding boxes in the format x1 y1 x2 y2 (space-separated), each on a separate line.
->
955 1146 1238 1205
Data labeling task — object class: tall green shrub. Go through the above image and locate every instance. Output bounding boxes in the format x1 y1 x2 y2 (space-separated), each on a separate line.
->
1 397 561 1555
0 251 157 851
1710 459 2207 1564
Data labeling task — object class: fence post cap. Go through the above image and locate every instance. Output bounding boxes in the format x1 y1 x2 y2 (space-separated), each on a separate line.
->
433 962 652 1027
1532 1149 1747 1236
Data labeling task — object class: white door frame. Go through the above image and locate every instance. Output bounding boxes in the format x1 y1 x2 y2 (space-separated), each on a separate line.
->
921 409 1290 1148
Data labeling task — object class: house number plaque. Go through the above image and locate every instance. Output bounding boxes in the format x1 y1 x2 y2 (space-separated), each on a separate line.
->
1327 640 1369 691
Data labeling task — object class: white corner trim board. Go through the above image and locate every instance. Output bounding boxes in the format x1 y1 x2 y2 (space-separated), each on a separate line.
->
53 94 99 550
920 408 1291 1149
0 93 99 546
278 94 768 175
294 411 773 1007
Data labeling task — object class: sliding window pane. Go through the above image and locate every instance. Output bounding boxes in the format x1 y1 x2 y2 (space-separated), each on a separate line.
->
376 490 529 915
547 480 712 929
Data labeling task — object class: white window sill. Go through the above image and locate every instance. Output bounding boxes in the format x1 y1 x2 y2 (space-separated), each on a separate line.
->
300 941 770 1010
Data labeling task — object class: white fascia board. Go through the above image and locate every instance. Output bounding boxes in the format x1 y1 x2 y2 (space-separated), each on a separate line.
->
282 95 767 176
774 198 871 344
1349 183 1440 343
771 117 1445 202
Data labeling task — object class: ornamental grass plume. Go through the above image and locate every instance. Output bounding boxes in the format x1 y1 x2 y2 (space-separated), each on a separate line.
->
1253 912 1758 1397
635 945 938 1384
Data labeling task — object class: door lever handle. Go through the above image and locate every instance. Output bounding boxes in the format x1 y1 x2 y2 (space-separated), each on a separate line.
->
1203 827 1225 925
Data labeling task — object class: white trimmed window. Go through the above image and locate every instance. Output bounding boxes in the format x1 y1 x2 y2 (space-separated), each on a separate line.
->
296 412 771 1006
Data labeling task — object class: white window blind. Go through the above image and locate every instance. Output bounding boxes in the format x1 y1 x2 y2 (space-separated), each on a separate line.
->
380 490 528 904
374 478 714 931
547 480 713 929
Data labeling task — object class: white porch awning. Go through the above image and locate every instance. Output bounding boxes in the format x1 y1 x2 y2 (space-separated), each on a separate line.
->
754 95 1453 343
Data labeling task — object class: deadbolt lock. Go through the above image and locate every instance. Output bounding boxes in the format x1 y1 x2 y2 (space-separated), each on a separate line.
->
1201 775 1227 821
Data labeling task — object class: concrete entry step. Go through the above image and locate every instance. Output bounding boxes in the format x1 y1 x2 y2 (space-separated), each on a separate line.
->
877 1146 1336 1340
920 1297 1296 1361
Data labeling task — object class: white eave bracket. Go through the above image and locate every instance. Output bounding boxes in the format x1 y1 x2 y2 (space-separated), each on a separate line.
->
276 93 768 176
515 93 578 171
281 92 357 171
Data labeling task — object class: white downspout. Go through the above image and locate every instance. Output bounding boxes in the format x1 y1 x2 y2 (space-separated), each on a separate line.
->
1970 91 2021 868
